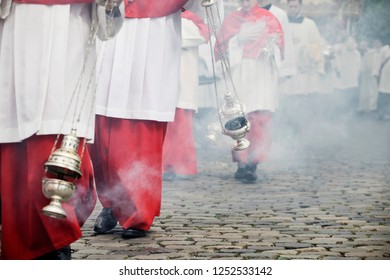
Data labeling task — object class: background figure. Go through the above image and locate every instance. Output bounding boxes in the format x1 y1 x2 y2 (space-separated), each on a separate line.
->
374 39 390 120
278 0 324 132
90 0 199 240
357 39 381 116
215 0 284 183
197 43 220 111
195 0 225 150
317 37 336 96
332 36 361 119
257 0 296 84
162 9 209 182
195 42 220 148
0 0 123 259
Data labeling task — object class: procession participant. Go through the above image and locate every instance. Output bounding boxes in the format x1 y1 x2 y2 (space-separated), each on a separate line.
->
162 9 209 182
278 0 324 131
333 36 361 118
90 0 201 239
214 0 284 183
256 0 296 83
374 38 390 120
255 0 296 152
357 39 381 115
195 0 225 150
0 0 124 259
283 0 323 95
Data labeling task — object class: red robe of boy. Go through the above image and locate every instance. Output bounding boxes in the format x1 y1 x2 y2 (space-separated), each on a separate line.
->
214 4 284 182
215 5 284 61
162 9 209 179
1 0 98 259
90 0 193 236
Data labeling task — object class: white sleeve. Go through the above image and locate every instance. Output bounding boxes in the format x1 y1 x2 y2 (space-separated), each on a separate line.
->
272 8 296 77
0 0 12 19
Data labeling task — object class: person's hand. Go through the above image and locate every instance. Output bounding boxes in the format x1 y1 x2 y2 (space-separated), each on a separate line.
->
237 22 265 43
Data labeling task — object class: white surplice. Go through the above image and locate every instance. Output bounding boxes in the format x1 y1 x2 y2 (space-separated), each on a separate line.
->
333 41 361 90
0 3 95 143
358 48 380 112
268 4 296 78
96 11 182 122
279 17 324 95
177 16 207 111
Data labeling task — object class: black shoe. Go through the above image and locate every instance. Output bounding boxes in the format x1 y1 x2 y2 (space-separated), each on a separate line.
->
35 245 72 260
121 228 147 239
234 164 247 180
243 163 257 184
94 208 118 234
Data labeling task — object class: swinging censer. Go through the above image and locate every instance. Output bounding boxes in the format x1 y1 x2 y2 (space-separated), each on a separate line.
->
202 0 250 151
42 129 83 218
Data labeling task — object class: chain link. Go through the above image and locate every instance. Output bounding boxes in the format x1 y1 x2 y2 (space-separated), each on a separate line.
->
203 2 246 125
50 3 117 163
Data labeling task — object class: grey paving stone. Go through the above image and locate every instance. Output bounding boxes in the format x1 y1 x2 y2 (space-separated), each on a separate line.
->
67 118 390 260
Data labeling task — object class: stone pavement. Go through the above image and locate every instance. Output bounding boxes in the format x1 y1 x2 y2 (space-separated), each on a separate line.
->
72 115 390 260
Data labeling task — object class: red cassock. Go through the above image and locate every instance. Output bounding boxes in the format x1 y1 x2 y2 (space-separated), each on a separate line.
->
232 111 273 164
162 10 208 176
1 0 97 260
89 0 190 231
124 0 188 18
89 117 166 231
163 108 198 176
0 135 96 259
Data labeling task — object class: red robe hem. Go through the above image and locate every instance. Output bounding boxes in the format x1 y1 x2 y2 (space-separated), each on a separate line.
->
89 116 167 231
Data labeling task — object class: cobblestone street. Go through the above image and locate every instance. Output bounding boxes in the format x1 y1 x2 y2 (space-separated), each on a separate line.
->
72 115 390 260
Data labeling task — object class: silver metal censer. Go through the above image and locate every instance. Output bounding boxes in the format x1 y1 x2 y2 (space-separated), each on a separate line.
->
202 0 250 151
42 129 82 219
219 92 250 151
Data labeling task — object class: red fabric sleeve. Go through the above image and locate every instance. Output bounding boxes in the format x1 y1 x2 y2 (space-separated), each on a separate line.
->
257 9 284 59
213 10 243 61
181 9 210 42
124 0 189 18
214 6 285 61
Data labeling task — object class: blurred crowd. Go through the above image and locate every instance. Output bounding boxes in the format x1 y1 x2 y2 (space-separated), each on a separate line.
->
197 0 390 126
192 0 390 182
